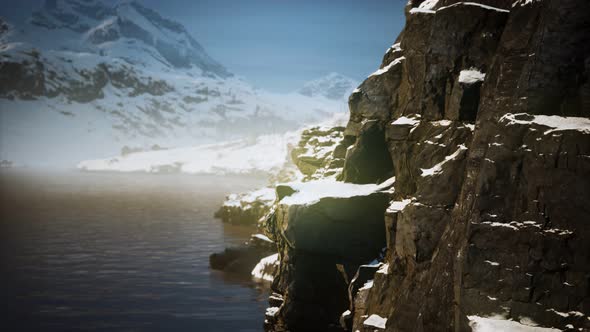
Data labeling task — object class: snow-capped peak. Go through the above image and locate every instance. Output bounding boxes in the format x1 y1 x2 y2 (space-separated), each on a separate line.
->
31 0 116 32
297 72 358 100
29 0 230 77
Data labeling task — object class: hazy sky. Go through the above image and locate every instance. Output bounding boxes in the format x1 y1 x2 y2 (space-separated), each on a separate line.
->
3 0 406 92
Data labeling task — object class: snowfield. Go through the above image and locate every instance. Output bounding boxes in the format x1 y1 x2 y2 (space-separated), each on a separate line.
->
78 131 300 175
77 113 348 175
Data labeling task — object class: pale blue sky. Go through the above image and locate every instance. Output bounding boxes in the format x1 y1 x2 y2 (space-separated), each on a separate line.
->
3 0 406 92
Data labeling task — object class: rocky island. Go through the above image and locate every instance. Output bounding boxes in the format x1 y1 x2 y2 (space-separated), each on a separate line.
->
213 0 590 331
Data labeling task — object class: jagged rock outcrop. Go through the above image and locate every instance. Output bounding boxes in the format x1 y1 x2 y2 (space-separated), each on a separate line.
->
263 0 590 331
291 126 348 181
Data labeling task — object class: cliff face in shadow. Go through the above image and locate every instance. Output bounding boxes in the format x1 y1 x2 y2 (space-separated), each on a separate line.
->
261 0 590 331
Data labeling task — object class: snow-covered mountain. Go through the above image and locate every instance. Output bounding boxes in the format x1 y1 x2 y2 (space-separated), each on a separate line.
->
30 0 231 77
297 72 357 100
0 0 356 167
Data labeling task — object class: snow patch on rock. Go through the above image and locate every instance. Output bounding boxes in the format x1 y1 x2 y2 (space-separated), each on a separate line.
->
459 69 486 84
252 233 273 243
359 279 374 291
377 263 390 275
512 0 541 7
420 145 468 177
409 0 439 14
279 177 395 206
500 113 590 135
392 116 420 126
387 42 402 53
363 314 387 329
223 188 277 208
412 1 509 14
251 253 280 282
265 306 280 317
369 57 405 77
387 199 412 213
438 2 510 13
468 315 561 332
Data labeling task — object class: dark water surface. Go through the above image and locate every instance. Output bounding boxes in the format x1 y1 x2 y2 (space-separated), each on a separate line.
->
0 170 269 331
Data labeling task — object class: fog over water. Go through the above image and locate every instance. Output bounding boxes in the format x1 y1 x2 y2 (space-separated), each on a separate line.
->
0 170 270 331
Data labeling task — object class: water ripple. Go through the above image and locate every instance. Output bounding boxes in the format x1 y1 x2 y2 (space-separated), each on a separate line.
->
1 170 269 332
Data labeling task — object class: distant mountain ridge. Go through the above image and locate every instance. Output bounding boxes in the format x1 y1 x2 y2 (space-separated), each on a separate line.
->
298 72 357 100
30 0 231 76
0 0 355 166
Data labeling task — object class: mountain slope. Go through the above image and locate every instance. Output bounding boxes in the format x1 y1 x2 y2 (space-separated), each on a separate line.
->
30 0 231 76
297 72 357 100
0 0 353 166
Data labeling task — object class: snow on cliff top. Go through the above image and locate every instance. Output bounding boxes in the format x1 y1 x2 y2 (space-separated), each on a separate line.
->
279 177 395 206
438 2 509 13
222 187 277 208
512 0 541 7
411 1 509 14
369 56 405 77
409 0 439 14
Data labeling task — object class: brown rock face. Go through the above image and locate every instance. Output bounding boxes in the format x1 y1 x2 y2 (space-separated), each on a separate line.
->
266 181 392 332
291 126 347 181
264 0 590 331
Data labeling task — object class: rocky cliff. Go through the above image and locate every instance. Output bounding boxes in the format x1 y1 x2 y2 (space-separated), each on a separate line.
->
260 0 590 331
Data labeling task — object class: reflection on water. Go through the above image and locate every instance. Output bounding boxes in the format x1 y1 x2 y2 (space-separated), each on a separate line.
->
0 170 269 331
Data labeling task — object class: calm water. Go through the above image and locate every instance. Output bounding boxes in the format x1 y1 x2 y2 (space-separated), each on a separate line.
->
0 170 270 331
